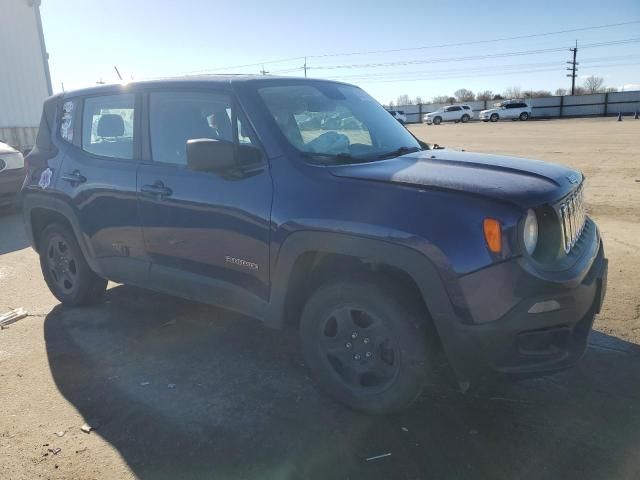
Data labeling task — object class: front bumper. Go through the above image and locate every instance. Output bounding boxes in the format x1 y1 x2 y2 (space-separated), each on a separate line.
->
441 239 607 386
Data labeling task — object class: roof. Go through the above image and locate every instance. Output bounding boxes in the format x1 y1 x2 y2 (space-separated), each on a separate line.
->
61 75 351 98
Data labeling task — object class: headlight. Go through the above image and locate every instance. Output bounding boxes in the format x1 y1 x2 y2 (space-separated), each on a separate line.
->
523 209 538 255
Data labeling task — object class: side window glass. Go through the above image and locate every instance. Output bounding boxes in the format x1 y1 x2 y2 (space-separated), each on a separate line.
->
60 99 77 143
82 94 135 159
237 114 254 145
149 91 233 166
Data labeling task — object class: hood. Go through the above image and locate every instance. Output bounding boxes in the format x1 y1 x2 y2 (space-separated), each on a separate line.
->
0 141 19 155
328 149 582 208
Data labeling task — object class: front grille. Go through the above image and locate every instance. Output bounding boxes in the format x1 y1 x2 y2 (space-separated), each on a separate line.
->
560 183 586 253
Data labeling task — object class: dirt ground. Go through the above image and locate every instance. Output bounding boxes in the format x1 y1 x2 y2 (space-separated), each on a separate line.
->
0 117 639 479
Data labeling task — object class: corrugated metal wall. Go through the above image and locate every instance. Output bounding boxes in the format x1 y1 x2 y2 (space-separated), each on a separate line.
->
0 0 51 149
394 90 640 123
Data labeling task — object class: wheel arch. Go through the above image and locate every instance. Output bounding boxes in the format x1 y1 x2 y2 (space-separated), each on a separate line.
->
22 192 103 275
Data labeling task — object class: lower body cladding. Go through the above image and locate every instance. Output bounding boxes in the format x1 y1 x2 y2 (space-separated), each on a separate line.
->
441 242 607 386
0 168 25 207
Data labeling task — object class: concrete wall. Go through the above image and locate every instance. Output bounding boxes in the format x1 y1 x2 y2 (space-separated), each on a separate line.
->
394 90 640 123
0 0 52 150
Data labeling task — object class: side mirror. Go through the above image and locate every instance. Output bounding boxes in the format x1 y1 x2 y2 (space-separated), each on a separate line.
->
186 138 236 172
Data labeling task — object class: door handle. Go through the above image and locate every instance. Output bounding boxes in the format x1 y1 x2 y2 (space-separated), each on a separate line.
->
141 181 173 198
61 170 87 184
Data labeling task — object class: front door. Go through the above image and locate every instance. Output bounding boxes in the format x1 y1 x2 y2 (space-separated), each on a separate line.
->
137 90 272 316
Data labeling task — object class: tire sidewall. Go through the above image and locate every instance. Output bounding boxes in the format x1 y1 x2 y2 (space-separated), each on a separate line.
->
520 112 529 121
490 113 499 122
461 114 470 123
299 280 430 413
39 224 104 305
433 116 442 125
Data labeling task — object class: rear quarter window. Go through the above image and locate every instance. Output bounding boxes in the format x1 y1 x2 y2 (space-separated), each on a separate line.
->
82 94 136 159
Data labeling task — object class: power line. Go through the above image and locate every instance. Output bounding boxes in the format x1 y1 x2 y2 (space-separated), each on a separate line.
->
171 20 640 76
306 20 640 59
302 37 640 71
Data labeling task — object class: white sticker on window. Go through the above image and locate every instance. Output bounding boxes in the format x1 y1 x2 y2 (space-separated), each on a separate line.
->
61 101 74 142
38 168 53 189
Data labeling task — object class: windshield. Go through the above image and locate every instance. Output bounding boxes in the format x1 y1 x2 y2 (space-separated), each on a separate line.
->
258 83 421 163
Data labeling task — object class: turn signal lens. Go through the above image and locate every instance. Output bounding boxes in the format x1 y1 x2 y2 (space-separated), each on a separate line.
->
483 218 502 253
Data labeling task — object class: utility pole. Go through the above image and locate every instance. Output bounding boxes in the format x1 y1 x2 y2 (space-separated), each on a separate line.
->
304 56 307 78
566 40 578 95
114 65 123 81
260 65 269 75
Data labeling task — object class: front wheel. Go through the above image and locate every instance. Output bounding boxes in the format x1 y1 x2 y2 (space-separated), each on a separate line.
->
39 223 107 306
299 279 432 414
490 113 499 122
433 116 442 125
461 114 470 123
519 112 530 121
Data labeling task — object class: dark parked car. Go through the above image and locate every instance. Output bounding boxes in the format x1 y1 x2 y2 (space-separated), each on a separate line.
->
21 76 607 413
0 140 25 209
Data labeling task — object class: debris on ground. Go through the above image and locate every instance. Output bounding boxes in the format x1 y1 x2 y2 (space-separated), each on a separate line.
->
364 452 392 462
167 383 176 389
0 308 28 329
48 447 61 455
80 423 94 434
401 427 409 432
140 381 150 386
55 431 65 437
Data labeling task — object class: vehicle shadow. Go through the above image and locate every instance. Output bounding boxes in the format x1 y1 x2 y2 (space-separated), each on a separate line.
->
44 285 640 480
0 209 29 255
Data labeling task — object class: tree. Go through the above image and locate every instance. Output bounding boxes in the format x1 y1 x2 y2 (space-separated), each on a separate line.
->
388 100 395 107
396 94 413 106
446 97 456 105
431 95 449 104
605 87 618 93
584 76 605 94
524 90 552 99
414 96 424 105
503 86 522 99
454 88 475 102
492 94 504 100
573 86 586 95
555 88 567 96
476 90 493 101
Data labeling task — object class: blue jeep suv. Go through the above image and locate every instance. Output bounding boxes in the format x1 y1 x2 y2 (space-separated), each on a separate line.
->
21 76 607 413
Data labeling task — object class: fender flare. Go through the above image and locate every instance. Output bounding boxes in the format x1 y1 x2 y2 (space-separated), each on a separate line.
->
263 231 475 377
22 192 104 275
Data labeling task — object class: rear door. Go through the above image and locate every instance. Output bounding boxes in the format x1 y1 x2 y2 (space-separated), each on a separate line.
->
137 89 272 315
56 92 149 283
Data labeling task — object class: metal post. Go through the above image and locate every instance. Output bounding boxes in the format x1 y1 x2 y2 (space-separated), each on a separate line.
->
418 103 422 123
603 92 609 117
559 95 564 118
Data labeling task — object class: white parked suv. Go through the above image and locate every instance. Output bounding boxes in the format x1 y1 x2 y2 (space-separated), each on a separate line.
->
479 100 532 122
387 110 407 124
424 105 473 125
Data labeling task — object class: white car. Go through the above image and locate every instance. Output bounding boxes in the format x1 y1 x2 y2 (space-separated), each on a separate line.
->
423 105 473 125
387 110 407 124
479 100 532 122
0 141 25 209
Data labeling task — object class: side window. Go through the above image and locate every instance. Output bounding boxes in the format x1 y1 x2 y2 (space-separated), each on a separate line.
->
149 91 233 165
60 99 77 143
237 115 254 145
462 106 470 110
82 94 135 159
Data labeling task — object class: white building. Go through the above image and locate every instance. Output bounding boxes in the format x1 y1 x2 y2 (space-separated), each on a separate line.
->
0 0 52 151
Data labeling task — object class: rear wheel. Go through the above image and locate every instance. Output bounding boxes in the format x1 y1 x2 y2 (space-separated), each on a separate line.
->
519 112 529 121
299 279 432 414
39 223 107 306
433 116 442 125
461 114 470 123
490 113 499 122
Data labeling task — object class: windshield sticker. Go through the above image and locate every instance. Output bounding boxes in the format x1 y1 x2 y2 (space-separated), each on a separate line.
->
61 101 74 142
38 168 53 189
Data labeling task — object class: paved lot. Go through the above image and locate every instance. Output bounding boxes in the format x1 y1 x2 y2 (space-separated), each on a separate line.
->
1 117 639 479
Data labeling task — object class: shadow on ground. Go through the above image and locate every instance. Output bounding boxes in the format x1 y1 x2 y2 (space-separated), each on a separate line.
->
0 208 29 255
44 286 640 480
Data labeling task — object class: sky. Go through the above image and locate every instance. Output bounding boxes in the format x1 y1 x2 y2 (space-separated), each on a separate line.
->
40 0 640 104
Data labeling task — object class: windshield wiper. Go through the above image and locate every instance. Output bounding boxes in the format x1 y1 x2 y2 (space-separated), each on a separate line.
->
302 151 366 164
373 146 422 160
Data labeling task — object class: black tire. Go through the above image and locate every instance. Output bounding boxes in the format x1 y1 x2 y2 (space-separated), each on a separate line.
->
490 113 499 122
39 223 107 306
433 116 442 125
299 279 433 414
461 114 470 123
519 112 529 121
